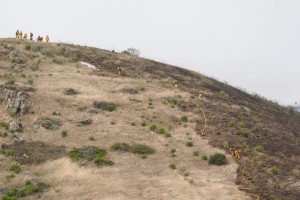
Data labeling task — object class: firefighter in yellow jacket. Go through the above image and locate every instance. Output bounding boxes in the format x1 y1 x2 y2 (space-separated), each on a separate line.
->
172 80 178 88
16 30 19 38
117 66 122 76
19 31 23 39
45 35 49 43
23 33 27 41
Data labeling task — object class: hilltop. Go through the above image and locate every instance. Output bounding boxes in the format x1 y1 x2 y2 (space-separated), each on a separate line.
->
0 38 299 200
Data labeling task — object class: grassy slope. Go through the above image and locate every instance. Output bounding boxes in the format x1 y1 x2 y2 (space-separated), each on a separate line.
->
0 38 299 200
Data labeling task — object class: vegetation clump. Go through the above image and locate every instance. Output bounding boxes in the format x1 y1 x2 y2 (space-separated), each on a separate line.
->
9 162 21 173
169 163 176 170
131 144 155 155
1 181 48 199
68 146 114 166
111 143 130 152
180 116 188 123
93 101 117 112
255 145 264 152
208 153 227 166
270 166 279 175
111 143 155 158
185 141 193 147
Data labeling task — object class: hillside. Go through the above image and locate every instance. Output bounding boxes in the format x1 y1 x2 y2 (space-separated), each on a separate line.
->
0 38 299 200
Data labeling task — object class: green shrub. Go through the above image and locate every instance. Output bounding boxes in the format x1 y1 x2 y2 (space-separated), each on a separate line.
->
25 44 31 50
9 162 21 173
93 101 117 112
223 141 229 148
53 58 63 65
185 141 193 147
5 149 14 156
169 163 176 170
88 136 95 141
180 116 188 123
167 98 177 105
31 59 41 71
252 156 258 162
228 120 236 127
255 145 264 152
43 51 55 58
202 155 208 160
131 144 155 155
141 121 147 127
71 56 79 63
27 79 33 85
111 143 130 152
164 133 171 138
6 173 15 181
68 147 114 166
238 121 246 127
0 121 9 129
158 128 166 134
149 124 157 131
209 153 227 166
193 151 199 156
131 122 136 126
236 130 248 137
270 166 279 175
61 130 68 137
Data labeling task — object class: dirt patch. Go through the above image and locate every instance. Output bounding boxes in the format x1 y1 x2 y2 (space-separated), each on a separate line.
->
4 141 66 165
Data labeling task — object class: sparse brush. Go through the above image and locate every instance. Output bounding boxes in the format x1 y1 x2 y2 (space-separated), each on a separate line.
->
131 144 155 155
185 141 193 147
209 153 227 166
180 116 188 123
169 163 176 170
9 162 21 173
61 130 68 137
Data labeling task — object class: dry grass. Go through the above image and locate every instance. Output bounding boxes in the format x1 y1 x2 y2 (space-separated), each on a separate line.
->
0 40 250 200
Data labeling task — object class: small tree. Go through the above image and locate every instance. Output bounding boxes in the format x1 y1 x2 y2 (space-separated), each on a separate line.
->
125 48 140 56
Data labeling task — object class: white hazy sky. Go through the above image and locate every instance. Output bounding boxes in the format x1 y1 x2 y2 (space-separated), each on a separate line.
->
1 0 299 105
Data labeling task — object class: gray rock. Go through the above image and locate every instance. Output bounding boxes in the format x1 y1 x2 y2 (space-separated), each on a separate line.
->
77 119 92 126
34 118 62 130
12 64 27 72
63 88 79 95
87 108 101 114
12 135 24 143
9 51 27 64
120 88 138 94
9 121 22 132
93 101 117 112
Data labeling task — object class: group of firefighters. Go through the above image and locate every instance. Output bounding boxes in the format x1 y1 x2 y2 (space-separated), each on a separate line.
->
15 30 49 43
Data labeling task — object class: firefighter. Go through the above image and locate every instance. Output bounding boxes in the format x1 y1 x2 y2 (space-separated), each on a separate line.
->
172 80 178 88
23 33 27 41
30 32 33 41
230 147 237 156
19 31 23 39
235 149 241 159
198 93 204 100
45 35 49 43
117 66 122 76
16 30 19 38
200 129 205 136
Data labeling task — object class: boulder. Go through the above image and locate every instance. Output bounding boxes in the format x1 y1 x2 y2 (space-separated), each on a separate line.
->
12 64 27 72
120 88 138 94
9 121 22 132
63 88 79 95
93 101 117 112
77 119 92 126
33 118 62 130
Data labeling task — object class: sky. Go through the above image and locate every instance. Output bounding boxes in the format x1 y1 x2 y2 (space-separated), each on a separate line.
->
1 0 299 106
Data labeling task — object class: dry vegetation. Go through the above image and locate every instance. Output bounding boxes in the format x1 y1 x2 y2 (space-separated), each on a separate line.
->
0 38 299 200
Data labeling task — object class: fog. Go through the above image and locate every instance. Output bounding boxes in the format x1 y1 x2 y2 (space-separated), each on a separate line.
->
1 0 299 105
